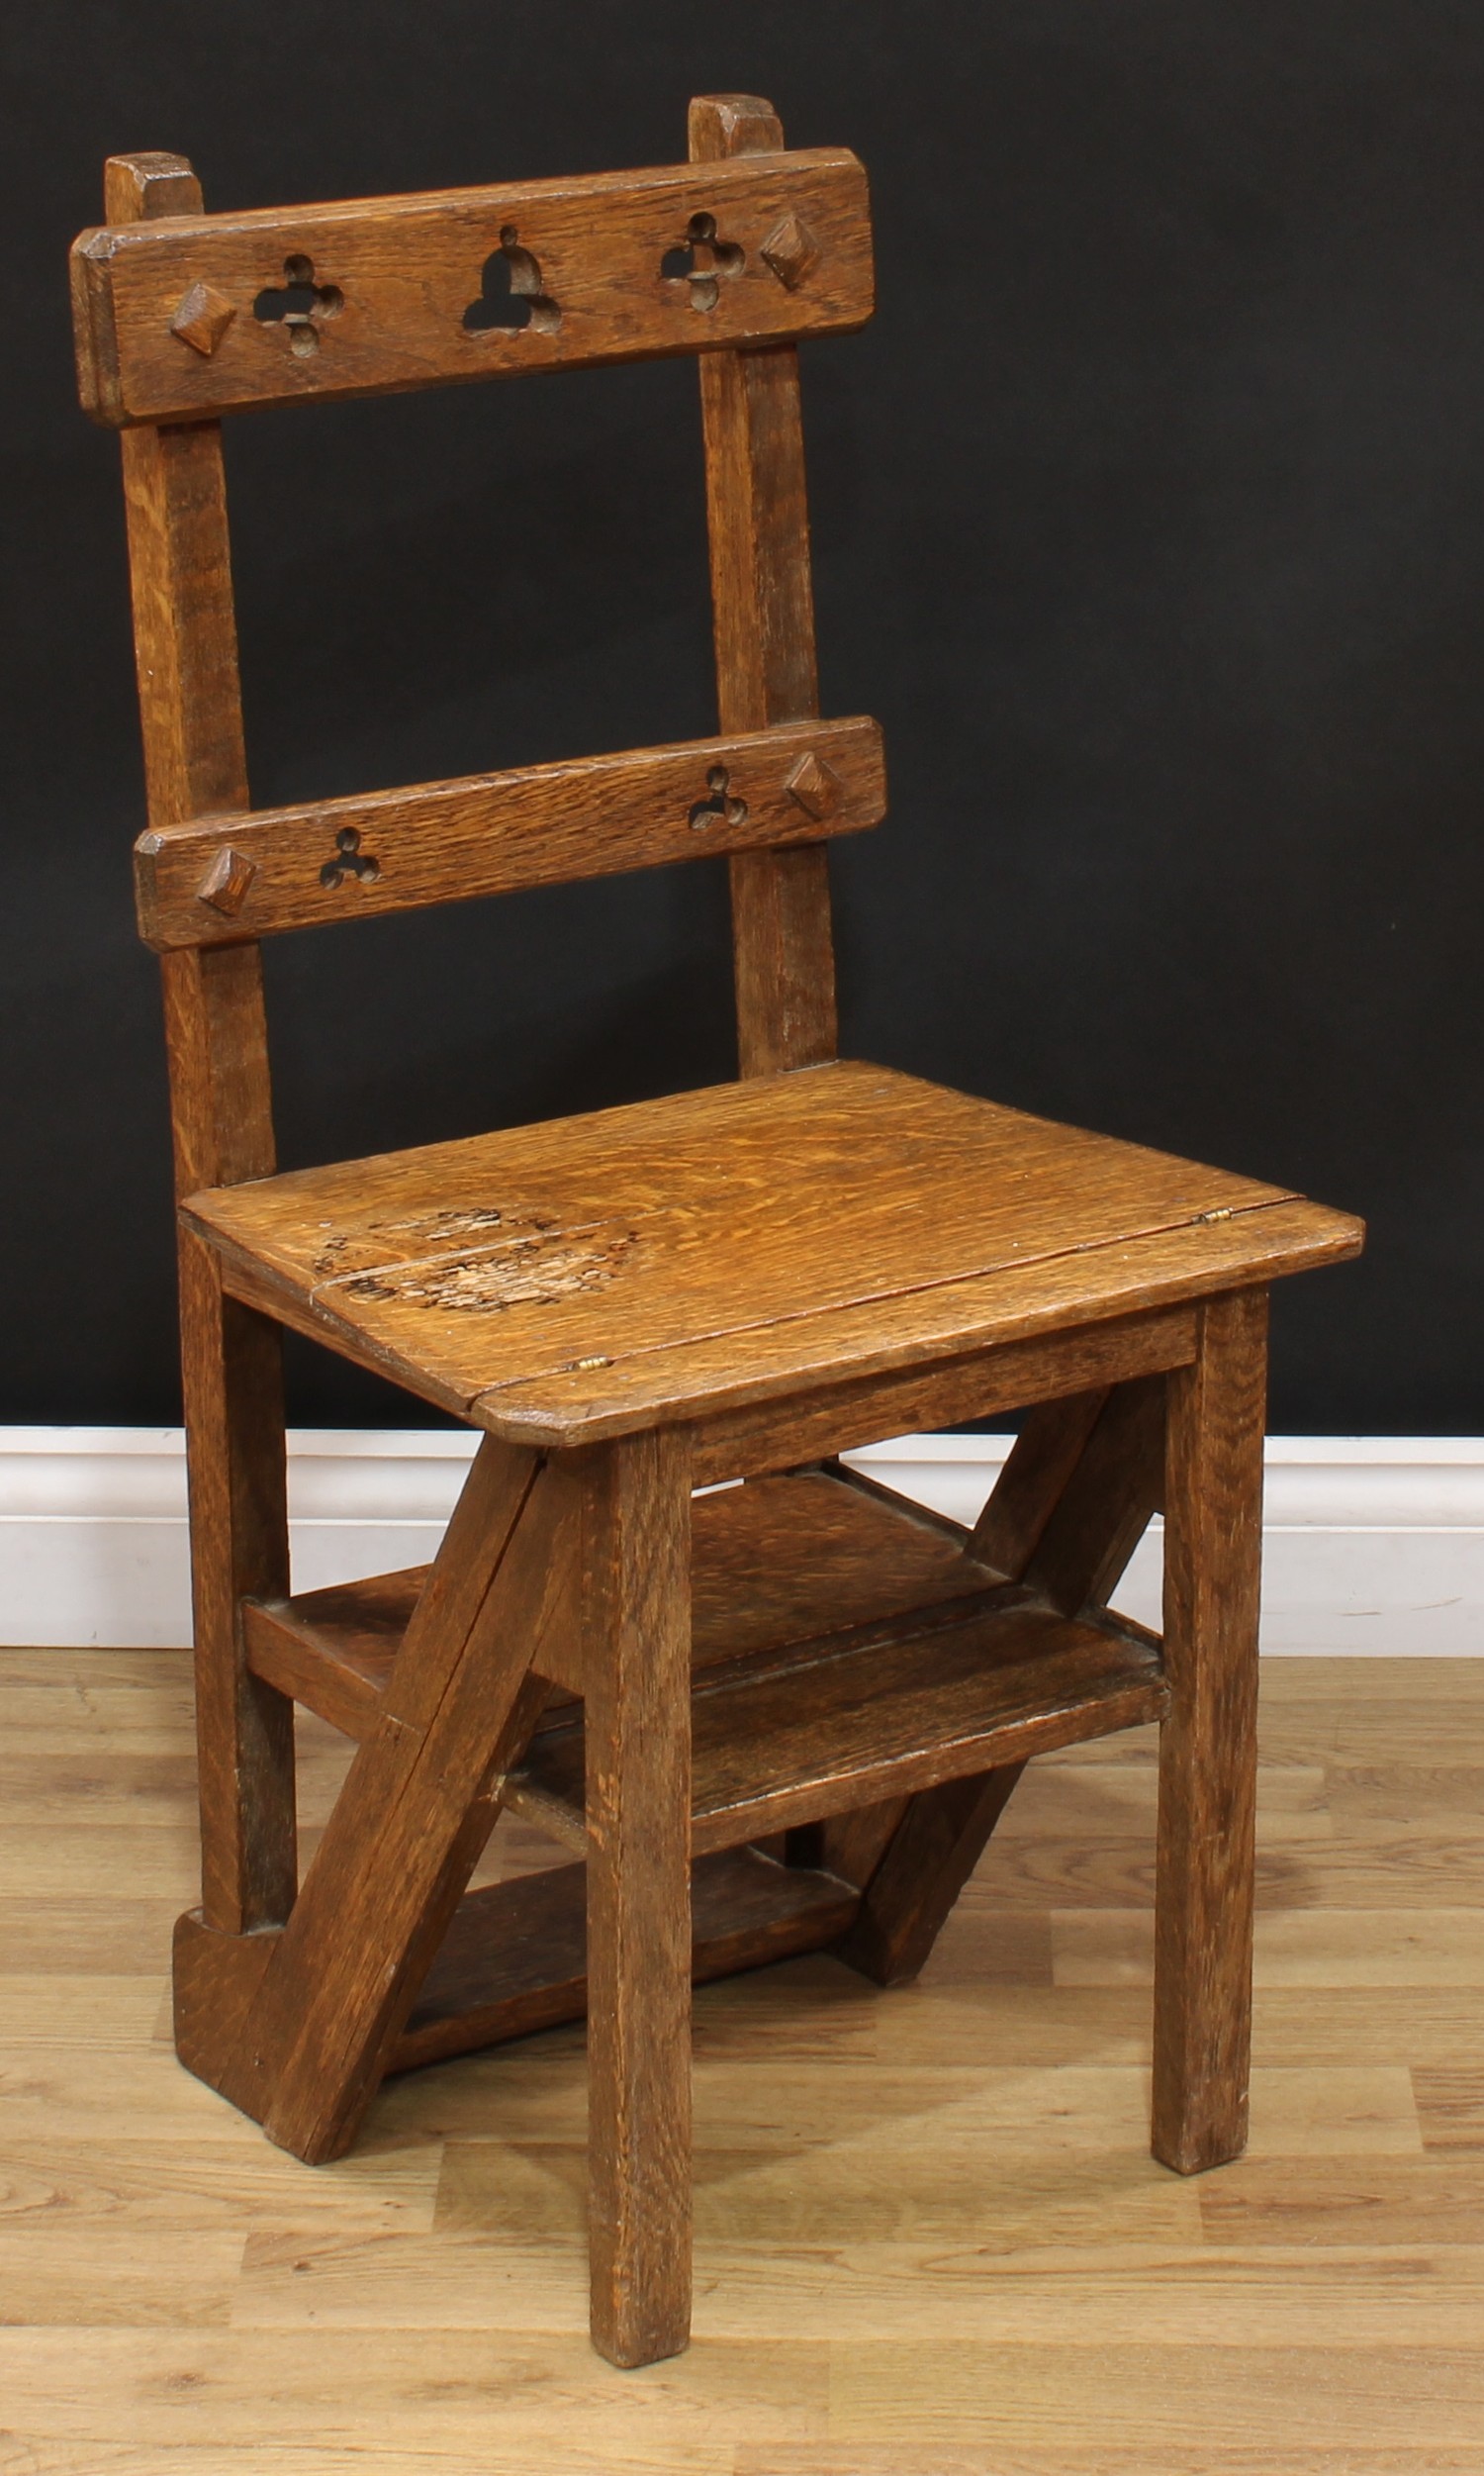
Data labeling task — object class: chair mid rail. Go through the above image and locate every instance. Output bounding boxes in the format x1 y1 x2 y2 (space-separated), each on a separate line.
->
72 149 873 426
133 715 885 949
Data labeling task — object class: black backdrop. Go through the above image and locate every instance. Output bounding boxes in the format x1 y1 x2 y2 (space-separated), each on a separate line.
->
5 2 1480 1432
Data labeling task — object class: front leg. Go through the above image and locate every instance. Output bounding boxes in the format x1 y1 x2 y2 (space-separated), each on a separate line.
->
1153 1287 1267 2173
582 1427 695 2367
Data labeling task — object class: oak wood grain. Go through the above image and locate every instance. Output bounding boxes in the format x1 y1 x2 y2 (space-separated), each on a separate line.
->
837 1764 1028 1986
241 1467 999 1743
180 1060 1360 1439
241 1586 394 1741
135 715 885 949
829 1375 1162 2004
969 1389 1110 1577
689 1308 1195 1488
178 1440 549 2157
1153 1287 1268 2174
514 1597 1166 1855
107 156 295 1941
478 1201 1351 1452
580 1427 695 2367
836 1391 1118 1946
693 96 838 1076
73 147 874 426
176 1239 295 1934
1024 1373 1167 1618
392 1845 860 2071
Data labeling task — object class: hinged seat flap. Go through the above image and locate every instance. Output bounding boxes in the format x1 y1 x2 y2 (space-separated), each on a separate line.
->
72 147 874 426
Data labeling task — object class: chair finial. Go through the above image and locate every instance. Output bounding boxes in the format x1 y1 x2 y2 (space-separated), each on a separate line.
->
689 94 784 160
105 151 201 223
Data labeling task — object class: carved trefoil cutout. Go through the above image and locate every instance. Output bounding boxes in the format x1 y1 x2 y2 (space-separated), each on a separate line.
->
785 751 843 820
660 212 745 312
170 281 236 356
320 826 380 889
761 214 821 291
253 254 344 358
689 764 749 830
463 229 561 334
196 845 257 915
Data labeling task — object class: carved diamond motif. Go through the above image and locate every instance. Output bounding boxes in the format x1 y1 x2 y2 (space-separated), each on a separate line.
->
170 281 237 357
785 751 843 820
196 845 257 915
761 214 821 291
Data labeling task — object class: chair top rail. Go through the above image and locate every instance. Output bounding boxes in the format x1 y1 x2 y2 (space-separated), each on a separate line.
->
73 147 874 427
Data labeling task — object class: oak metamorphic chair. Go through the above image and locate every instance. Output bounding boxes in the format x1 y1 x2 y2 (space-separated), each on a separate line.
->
72 96 1362 2368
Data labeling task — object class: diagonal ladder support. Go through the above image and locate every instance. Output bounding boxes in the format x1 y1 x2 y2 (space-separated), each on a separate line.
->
831 1377 1166 1986
174 1436 569 2161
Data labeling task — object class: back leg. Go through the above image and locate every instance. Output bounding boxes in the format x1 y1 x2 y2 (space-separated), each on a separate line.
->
179 1232 297 1937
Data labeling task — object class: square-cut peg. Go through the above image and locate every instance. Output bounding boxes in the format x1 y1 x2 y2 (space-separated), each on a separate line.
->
761 213 821 290
196 845 257 915
786 750 843 819
170 281 236 357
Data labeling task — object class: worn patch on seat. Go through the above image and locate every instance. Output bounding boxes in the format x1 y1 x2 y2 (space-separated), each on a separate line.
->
310 1207 638 1313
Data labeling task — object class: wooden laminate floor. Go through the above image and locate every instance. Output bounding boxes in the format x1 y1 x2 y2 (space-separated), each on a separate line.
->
1 1648 1482 2474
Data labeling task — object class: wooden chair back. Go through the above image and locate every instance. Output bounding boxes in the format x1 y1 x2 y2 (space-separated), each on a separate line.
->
69 95 880 1208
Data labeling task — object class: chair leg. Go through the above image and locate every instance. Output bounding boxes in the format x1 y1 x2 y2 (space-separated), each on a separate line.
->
1153 1287 1268 2175
179 1231 297 1935
582 1429 695 2369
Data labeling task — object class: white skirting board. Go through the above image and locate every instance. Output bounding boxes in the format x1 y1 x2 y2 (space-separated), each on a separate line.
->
0 1426 1480 1655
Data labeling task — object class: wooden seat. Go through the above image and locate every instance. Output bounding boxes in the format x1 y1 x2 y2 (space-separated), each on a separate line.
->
72 95 1361 2371
184 1060 1344 1441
